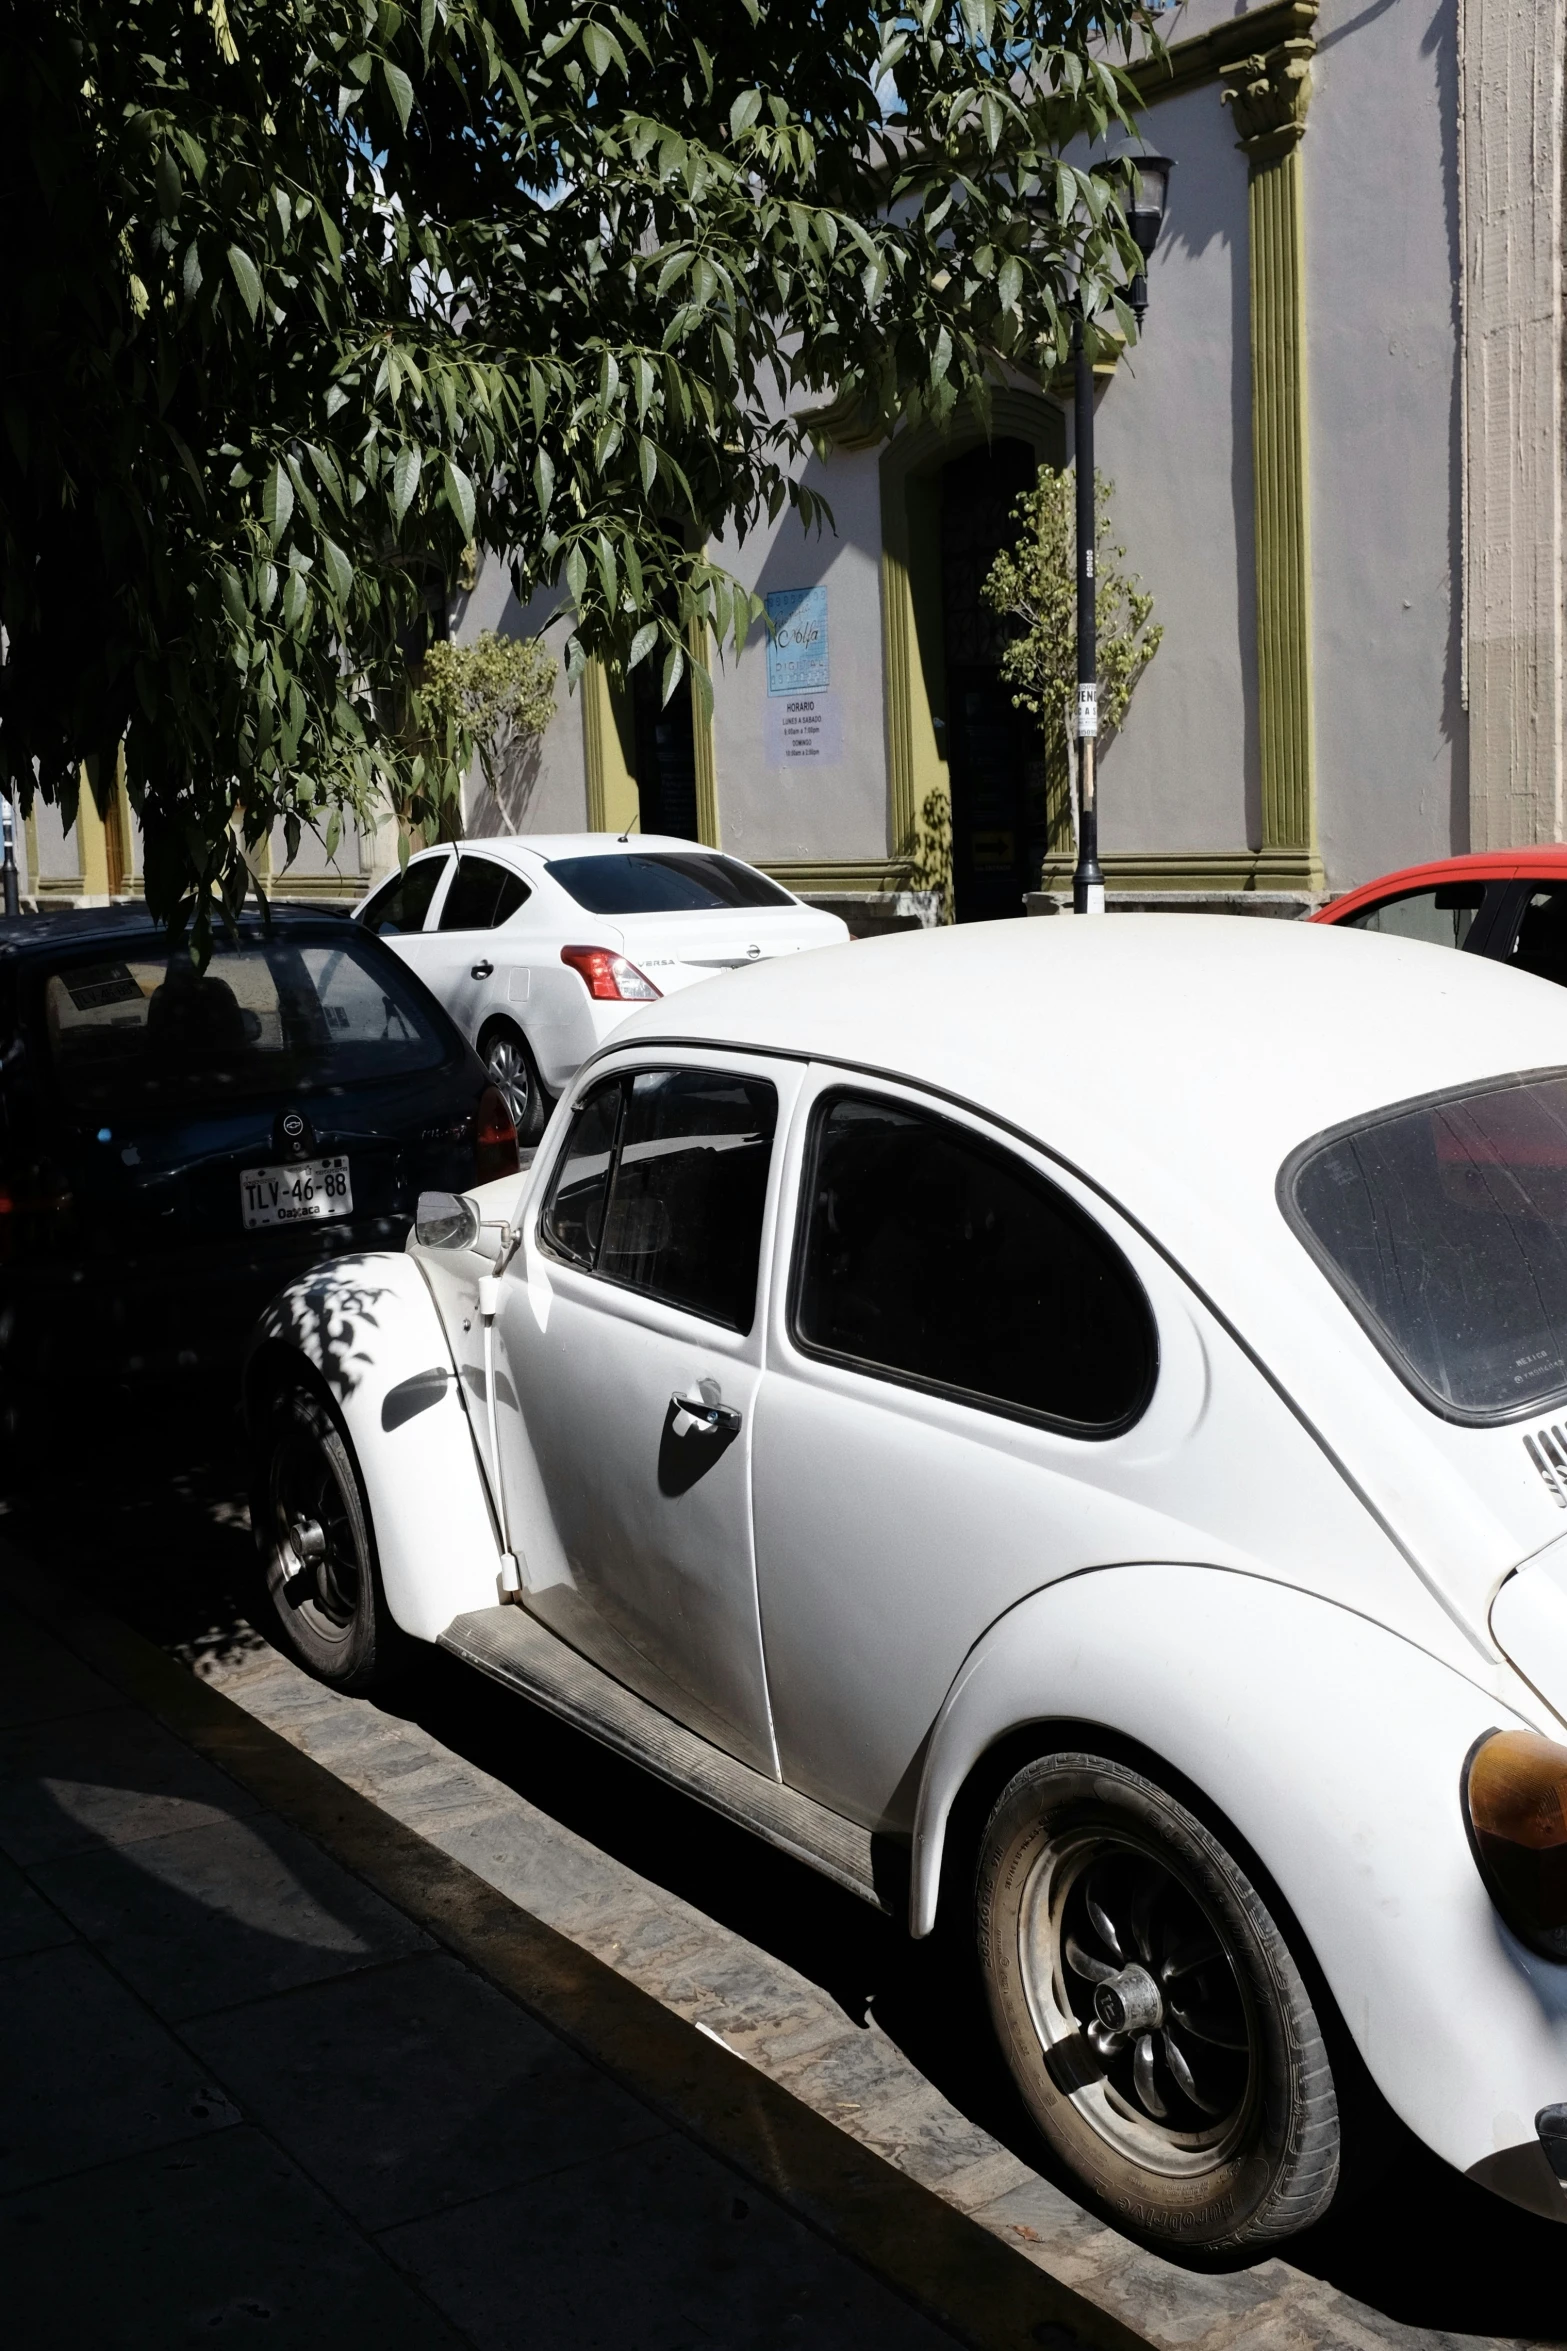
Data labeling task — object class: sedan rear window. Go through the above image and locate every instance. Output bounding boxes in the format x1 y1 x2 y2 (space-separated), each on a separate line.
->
546 852 794 914
40 936 449 1109
1286 1071 1567 1421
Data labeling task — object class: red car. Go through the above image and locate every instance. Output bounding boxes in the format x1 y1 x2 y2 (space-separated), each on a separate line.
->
1312 849 1567 988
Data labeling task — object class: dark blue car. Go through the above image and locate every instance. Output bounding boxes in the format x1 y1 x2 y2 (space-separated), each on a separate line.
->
0 903 517 1396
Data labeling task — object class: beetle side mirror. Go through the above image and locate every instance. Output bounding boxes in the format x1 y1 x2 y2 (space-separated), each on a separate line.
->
414 1192 482 1252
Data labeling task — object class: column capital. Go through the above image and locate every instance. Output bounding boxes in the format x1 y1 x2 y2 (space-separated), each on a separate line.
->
1220 37 1315 161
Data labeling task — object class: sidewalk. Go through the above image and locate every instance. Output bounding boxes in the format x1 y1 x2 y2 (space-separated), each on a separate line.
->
0 1584 971 2351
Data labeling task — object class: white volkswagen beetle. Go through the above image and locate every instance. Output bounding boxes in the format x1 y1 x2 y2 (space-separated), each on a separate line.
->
246 915 1567 2251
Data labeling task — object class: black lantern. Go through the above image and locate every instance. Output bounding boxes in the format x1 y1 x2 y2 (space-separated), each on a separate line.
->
1122 153 1173 325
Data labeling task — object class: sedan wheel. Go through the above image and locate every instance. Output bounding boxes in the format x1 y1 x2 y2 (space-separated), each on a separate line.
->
977 1752 1339 2249
481 1022 546 1143
251 1380 403 1693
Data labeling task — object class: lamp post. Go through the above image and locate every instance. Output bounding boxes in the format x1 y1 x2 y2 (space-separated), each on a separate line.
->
1 797 19 919
1071 152 1172 916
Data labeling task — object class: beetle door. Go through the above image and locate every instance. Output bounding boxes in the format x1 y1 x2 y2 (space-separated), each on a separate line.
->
493 1055 794 1773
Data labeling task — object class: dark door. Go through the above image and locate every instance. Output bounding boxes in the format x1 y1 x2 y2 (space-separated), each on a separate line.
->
941 439 1044 922
631 656 700 841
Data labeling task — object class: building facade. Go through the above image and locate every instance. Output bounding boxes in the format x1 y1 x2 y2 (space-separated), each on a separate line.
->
22 0 1567 921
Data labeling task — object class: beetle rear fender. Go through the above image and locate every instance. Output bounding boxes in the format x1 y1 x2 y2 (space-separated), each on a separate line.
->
911 1562 1567 2190
245 1251 502 1641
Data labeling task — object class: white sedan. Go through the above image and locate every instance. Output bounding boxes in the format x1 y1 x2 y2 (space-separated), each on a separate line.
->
354 833 848 1140
247 915 1567 2251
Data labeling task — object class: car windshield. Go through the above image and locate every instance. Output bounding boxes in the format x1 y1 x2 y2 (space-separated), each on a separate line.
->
546 852 794 914
38 935 450 1109
1286 1071 1567 1421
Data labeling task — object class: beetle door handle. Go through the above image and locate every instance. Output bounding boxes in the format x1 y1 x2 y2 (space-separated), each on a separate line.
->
470 959 494 980
671 1389 741 1437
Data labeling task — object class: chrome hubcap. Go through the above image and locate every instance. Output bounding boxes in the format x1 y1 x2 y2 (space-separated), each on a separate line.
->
272 1443 359 1635
485 1035 530 1126
1019 1832 1254 2175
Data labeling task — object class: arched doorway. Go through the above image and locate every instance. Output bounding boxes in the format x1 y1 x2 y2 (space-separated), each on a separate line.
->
939 439 1044 921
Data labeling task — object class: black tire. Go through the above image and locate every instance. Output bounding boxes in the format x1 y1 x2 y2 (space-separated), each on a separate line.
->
479 1018 548 1144
250 1378 406 1694
976 1751 1339 2251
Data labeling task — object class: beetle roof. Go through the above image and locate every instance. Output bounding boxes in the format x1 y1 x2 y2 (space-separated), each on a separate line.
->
610 913 1567 1260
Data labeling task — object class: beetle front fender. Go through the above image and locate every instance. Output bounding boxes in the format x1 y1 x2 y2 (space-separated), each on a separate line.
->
912 1563 1567 2194
245 1252 501 1641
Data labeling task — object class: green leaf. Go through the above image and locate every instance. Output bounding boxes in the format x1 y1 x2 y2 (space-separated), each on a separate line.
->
321 538 354 604
226 244 262 322
392 444 422 524
262 459 294 546
443 458 476 541
997 254 1023 314
533 446 554 515
382 59 415 130
660 642 685 706
729 88 762 140
628 621 658 671
565 542 587 603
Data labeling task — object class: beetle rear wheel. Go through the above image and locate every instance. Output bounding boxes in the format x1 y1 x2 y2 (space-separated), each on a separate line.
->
251 1380 405 1694
977 1752 1339 2250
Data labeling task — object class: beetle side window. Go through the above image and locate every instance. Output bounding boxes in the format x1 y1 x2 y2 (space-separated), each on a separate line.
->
539 1068 778 1332
438 855 531 932
792 1092 1155 1434
1509 889 1567 990
1340 884 1483 948
359 854 446 935
539 1078 623 1267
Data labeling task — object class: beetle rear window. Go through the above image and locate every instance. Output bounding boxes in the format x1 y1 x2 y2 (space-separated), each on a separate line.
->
1286 1071 1567 1422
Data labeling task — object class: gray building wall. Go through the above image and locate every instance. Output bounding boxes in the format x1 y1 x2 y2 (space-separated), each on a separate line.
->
1307 0 1464 886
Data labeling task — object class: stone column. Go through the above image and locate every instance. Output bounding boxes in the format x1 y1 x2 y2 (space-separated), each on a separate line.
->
1222 23 1323 890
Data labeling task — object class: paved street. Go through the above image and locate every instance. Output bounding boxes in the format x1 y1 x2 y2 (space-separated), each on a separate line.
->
0 1575 975 2350
1 1397 1563 2350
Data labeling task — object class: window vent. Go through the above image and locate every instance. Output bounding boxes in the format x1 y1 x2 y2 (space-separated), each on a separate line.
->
1524 1426 1567 1508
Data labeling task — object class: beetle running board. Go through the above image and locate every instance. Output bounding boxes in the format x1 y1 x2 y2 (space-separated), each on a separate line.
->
438 1605 884 1910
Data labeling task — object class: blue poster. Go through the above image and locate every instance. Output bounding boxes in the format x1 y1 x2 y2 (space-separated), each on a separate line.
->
765 586 829 694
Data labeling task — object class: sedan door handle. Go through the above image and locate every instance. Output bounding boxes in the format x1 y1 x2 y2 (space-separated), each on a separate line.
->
470 959 494 980
671 1389 741 1437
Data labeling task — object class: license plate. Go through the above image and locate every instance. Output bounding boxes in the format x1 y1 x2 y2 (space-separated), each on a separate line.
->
240 1156 353 1231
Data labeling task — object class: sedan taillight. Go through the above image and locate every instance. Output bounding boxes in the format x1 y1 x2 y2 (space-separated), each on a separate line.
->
475 1085 520 1183
560 944 661 1002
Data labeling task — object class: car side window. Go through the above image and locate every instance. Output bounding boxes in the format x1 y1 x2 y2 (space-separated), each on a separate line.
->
360 855 446 935
1509 888 1567 989
792 1091 1156 1434
438 855 531 933
1340 884 1483 948
539 1078 623 1267
538 1067 779 1332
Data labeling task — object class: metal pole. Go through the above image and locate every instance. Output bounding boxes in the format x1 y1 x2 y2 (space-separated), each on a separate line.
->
1071 309 1104 916
1 797 19 918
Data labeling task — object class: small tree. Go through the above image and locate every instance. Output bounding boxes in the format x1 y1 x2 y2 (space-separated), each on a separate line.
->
982 466 1162 861
420 631 558 831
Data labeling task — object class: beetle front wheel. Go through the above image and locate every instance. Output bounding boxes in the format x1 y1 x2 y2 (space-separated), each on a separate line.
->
976 1751 1340 2250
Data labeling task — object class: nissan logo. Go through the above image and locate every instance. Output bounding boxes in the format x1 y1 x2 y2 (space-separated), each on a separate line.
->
746 945 761 960
282 1112 305 1139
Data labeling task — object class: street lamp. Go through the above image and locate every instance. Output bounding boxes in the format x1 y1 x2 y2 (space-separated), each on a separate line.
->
1 796 19 919
1071 152 1173 915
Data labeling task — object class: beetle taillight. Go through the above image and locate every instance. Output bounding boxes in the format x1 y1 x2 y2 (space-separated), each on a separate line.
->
474 1085 519 1183
559 944 661 1002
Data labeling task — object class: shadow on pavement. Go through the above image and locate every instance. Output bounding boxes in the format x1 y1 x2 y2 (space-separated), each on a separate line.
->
5 1382 1563 2345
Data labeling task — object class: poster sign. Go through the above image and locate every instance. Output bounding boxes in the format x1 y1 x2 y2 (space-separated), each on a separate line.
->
765 693 841 768
765 587 829 694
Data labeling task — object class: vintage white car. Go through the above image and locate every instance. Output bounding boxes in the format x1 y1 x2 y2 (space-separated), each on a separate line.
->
247 914 1567 2251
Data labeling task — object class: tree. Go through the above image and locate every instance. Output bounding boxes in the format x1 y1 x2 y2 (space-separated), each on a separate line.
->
982 463 1162 860
420 629 558 822
2 0 1162 951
